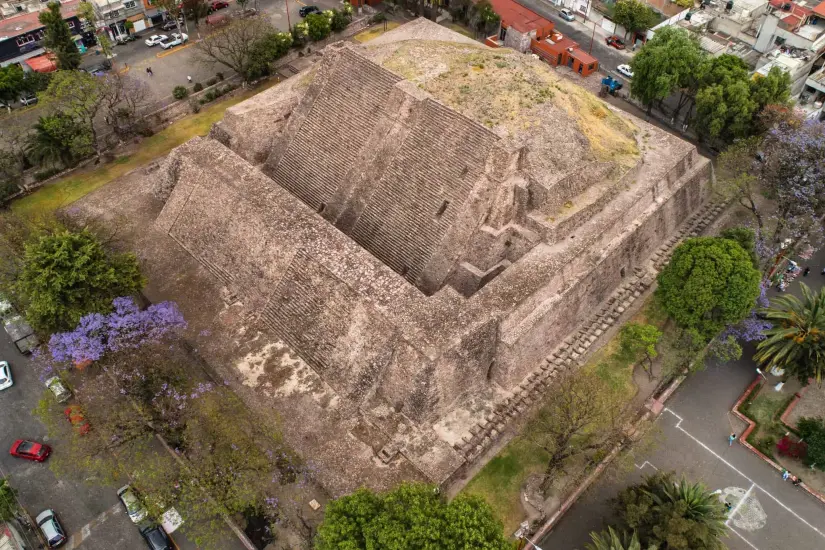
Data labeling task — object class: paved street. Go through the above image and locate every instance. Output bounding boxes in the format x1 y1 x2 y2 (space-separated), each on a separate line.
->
540 249 825 550
0 331 145 549
80 0 347 100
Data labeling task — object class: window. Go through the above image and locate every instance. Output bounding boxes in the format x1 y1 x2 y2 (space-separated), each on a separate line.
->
124 0 137 8
35 30 45 39
16 35 34 47
67 20 75 28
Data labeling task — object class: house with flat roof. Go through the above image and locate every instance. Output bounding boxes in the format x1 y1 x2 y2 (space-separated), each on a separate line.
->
0 0 84 69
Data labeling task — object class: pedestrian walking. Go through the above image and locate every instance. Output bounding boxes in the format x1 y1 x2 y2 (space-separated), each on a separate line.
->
792 476 802 486
187 75 192 83
729 433 736 446
821 267 825 275
782 469 790 481
146 66 153 76
724 502 732 513
804 267 811 276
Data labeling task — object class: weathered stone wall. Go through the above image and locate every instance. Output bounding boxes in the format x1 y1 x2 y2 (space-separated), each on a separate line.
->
492 155 710 388
503 27 534 52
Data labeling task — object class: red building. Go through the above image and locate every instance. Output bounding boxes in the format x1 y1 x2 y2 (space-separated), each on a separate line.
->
483 0 599 77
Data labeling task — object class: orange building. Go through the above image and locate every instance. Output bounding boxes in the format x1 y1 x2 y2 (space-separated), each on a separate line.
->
486 0 555 42
530 30 599 77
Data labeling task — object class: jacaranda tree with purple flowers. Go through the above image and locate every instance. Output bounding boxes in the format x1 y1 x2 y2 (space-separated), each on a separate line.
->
48 297 186 365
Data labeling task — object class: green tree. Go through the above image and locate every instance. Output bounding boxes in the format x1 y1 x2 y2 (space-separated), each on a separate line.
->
17 229 144 332
694 55 757 143
754 283 825 385
330 9 349 32
248 31 293 78
618 323 663 380
656 236 761 338
26 113 92 168
613 472 727 550
719 227 758 268
0 478 18 521
797 417 825 469
0 64 24 108
40 70 107 160
39 1 81 70
305 12 331 41
587 527 655 550
315 483 511 550
750 66 791 112
630 27 704 117
614 0 658 39
470 0 500 35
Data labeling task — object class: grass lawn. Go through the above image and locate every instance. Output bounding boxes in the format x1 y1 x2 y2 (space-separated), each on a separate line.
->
462 438 548 534
12 80 280 218
740 382 796 458
353 21 400 43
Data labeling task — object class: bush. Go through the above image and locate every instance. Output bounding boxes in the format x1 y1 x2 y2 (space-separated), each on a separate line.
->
0 180 20 202
305 12 331 41
206 77 218 86
370 12 386 23
172 86 189 100
216 72 224 81
193 82 203 92
203 90 217 102
34 167 62 181
331 9 348 32
189 98 201 113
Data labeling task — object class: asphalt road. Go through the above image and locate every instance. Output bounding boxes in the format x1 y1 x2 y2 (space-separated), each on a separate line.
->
540 249 825 550
0 331 145 550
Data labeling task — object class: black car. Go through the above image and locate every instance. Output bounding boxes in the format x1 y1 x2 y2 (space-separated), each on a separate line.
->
299 5 321 17
139 523 173 550
161 19 183 31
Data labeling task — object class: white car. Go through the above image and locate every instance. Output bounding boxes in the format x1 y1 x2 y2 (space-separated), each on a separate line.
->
36 509 67 548
0 361 11 391
617 64 634 78
145 34 168 47
45 376 71 403
160 33 188 50
117 485 148 523
560 8 575 21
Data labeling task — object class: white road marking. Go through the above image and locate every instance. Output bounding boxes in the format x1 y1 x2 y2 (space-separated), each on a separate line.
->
726 483 756 526
663 407 825 541
66 503 123 550
634 461 659 471
729 525 761 550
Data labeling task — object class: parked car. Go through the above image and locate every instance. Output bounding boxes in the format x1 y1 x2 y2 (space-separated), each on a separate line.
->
605 35 625 49
559 8 575 21
10 439 51 462
299 5 321 17
161 20 182 31
0 361 12 391
209 0 229 10
115 34 136 45
64 404 90 435
617 64 634 78
19 93 37 106
159 33 188 50
84 63 110 76
117 485 149 524
46 376 71 403
36 509 67 548
145 34 168 47
139 522 173 550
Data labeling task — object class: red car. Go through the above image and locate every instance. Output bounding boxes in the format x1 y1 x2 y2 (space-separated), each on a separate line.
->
606 35 626 49
10 439 51 462
210 1 229 9
64 405 90 435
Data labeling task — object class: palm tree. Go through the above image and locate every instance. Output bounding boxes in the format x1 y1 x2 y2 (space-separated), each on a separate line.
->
25 114 79 169
587 527 654 550
754 282 825 385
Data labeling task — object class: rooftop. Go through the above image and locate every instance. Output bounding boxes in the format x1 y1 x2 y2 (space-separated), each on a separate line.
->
485 0 553 33
0 0 79 40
